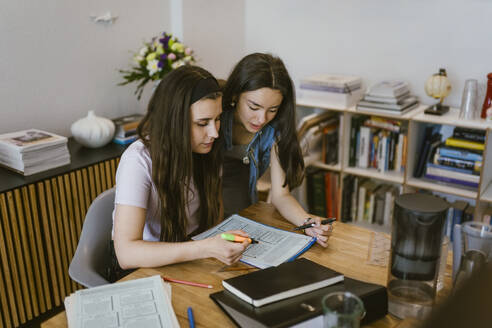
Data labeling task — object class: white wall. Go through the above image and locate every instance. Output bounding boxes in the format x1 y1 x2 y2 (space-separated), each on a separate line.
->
3 1 491 138
244 0 492 108
182 0 245 80
0 0 171 136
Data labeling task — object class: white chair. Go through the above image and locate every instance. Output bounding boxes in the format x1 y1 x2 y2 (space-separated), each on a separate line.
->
68 188 115 288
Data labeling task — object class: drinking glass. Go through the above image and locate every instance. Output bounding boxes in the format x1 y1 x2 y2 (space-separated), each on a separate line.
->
459 79 479 120
322 292 365 328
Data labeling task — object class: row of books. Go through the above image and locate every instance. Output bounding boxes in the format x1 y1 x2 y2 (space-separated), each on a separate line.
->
341 175 400 227
415 126 485 189
350 116 407 172
356 81 420 116
306 168 339 219
112 113 143 145
0 129 70 176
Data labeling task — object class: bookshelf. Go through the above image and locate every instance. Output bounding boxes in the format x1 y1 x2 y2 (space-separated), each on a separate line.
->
297 100 492 231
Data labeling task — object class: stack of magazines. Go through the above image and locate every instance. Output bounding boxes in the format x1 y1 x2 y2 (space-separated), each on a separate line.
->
297 74 364 109
0 129 70 175
64 276 179 328
357 81 419 116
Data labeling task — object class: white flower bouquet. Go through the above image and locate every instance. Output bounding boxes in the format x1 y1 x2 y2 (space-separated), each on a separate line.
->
119 32 195 99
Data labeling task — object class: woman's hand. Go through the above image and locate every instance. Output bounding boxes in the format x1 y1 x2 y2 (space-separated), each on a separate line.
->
303 216 334 247
205 230 250 265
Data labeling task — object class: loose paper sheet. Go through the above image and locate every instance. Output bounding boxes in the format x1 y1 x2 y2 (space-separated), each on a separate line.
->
65 275 178 328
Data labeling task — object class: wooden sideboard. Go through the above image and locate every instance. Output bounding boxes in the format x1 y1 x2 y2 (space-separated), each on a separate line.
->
0 139 125 328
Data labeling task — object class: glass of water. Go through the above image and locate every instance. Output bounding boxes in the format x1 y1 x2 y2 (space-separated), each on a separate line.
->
322 292 365 328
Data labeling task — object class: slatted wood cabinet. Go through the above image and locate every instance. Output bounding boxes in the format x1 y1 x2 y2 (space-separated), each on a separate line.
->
0 140 125 328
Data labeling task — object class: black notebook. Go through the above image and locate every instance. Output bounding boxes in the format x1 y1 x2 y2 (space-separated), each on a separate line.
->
222 258 344 307
211 276 387 328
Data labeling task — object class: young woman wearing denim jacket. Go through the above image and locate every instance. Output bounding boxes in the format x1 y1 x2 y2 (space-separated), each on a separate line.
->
221 53 332 247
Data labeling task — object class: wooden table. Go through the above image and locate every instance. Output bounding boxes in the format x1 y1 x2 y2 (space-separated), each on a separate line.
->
41 202 452 328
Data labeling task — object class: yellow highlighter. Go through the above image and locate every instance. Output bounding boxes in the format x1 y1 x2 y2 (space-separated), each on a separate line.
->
221 233 259 244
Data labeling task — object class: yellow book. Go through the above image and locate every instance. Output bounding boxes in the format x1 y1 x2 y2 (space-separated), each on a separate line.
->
445 137 484 151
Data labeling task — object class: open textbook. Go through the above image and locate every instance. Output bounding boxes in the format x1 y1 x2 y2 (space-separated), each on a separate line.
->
64 275 179 328
192 214 316 269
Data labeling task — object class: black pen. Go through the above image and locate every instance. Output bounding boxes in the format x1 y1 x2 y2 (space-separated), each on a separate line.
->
293 218 336 231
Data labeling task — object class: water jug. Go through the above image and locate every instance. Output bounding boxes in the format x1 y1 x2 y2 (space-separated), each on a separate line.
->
387 193 448 319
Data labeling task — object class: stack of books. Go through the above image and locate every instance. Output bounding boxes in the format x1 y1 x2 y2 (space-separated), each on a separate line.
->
112 114 143 145
357 81 419 116
297 74 364 109
0 129 70 176
423 127 484 189
210 258 387 327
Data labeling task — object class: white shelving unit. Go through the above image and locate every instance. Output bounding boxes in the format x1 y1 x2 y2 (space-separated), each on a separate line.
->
297 99 492 223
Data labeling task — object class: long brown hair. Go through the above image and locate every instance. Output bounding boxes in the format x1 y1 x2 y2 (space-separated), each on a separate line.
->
137 65 222 242
223 53 304 189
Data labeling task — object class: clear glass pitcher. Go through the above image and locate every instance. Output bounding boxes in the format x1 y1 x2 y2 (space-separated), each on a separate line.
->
452 221 492 288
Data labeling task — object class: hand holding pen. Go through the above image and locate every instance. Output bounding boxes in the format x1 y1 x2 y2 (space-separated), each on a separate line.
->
208 230 250 266
296 217 335 247
294 218 336 231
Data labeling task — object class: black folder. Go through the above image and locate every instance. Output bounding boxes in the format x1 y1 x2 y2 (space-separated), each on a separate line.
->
210 276 387 328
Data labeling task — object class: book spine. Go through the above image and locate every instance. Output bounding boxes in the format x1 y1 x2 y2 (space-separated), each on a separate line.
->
311 171 326 217
453 128 486 143
112 136 137 145
357 184 367 222
350 177 359 222
363 120 400 132
445 138 485 151
377 135 386 172
433 153 482 172
383 188 394 227
367 189 376 223
325 172 332 218
401 135 408 173
358 127 371 168
426 164 479 182
300 83 360 93
438 147 483 162
414 137 432 177
341 175 354 222
119 129 137 138
424 173 479 188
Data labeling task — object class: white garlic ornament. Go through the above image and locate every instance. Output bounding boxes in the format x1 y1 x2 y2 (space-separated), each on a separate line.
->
70 111 115 148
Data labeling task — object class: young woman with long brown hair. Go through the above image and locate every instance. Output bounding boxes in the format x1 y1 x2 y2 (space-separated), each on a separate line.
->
112 65 249 275
221 53 333 247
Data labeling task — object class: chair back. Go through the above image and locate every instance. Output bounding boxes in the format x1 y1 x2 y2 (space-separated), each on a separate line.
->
69 188 115 288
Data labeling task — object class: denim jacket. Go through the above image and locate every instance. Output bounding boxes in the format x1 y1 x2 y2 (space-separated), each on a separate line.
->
222 110 276 203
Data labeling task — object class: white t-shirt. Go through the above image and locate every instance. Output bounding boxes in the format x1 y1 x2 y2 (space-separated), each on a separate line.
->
113 140 200 241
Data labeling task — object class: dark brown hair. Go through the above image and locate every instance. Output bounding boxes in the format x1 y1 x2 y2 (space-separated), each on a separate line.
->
137 65 222 242
222 53 304 189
